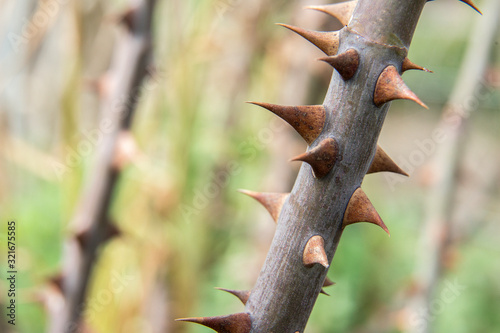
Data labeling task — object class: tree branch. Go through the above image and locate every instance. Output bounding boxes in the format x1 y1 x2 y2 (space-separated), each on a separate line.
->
49 1 157 332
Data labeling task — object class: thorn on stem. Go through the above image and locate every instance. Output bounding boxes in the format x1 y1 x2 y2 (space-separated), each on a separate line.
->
303 235 329 268
343 188 390 235
373 65 428 109
319 49 360 80
277 23 339 56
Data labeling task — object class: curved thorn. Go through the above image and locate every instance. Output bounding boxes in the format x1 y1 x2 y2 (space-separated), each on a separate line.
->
320 288 331 296
343 188 390 235
426 0 481 14
402 57 433 73
291 138 338 178
276 23 339 56
215 288 251 305
247 102 325 145
373 65 428 109
176 313 252 333
303 235 329 268
238 190 289 223
306 1 357 26
318 49 360 80
459 0 482 14
368 145 409 176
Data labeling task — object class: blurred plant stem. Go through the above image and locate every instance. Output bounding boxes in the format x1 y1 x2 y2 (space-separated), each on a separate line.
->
402 1 500 332
52 1 157 332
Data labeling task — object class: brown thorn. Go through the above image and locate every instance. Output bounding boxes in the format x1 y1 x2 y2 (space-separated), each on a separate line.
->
48 274 64 294
276 23 339 56
459 0 482 14
238 190 289 223
75 229 88 249
320 288 330 296
343 188 390 235
74 221 122 249
176 313 252 333
118 7 137 30
318 49 360 80
247 102 325 145
402 57 433 73
323 276 336 288
291 138 338 178
215 288 251 305
303 235 329 268
373 65 428 109
368 145 409 176
306 1 357 26
106 222 122 241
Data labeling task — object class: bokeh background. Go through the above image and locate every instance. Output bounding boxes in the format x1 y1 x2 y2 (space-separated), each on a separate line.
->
0 0 499 332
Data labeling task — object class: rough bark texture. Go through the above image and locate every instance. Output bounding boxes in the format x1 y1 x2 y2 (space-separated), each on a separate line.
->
178 0 481 332
245 1 426 331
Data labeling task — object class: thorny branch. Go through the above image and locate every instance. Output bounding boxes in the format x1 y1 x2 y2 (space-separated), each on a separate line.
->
45 1 157 332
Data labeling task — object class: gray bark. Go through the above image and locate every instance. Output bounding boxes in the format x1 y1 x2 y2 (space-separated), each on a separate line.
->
245 0 427 331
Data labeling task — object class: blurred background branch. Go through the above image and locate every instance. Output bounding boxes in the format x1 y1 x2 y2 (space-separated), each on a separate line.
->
53 0 157 332
399 0 500 332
